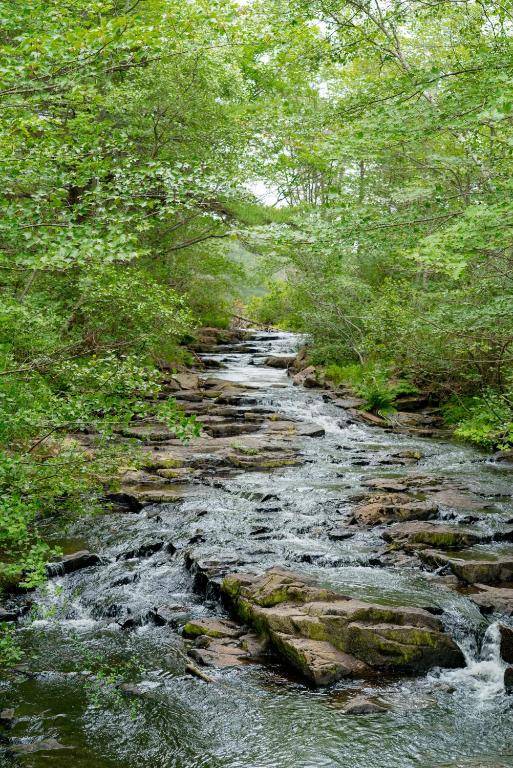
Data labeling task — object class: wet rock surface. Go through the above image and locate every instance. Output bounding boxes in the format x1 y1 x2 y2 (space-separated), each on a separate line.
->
469 584 513 614
46 550 101 577
383 521 487 550
420 549 513 584
353 493 438 525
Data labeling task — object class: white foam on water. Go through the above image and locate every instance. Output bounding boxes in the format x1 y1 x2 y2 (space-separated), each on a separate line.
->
437 623 508 704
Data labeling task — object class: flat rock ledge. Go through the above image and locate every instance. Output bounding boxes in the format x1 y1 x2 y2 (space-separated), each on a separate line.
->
469 584 513 615
383 521 488 551
217 567 464 685
419 549 513 585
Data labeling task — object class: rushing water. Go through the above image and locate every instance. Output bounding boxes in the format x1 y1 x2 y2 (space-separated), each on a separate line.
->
2 332 513 767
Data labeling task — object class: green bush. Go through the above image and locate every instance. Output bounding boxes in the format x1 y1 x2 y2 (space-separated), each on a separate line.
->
0 624 22 667
443 393 513 449
324 362 417 415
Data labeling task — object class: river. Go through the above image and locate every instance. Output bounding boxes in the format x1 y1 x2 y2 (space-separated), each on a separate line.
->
2 331 513 767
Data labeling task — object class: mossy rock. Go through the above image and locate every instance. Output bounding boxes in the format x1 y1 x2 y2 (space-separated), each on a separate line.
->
156 468 187 479
384 522 484 550
142 458 185 470
0 564 24 593
345 622 463 670
219 568 465 682
420 549 513 584
183 618 241 639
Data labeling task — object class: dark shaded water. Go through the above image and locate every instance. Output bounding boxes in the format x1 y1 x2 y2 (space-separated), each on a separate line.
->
2 332 513 767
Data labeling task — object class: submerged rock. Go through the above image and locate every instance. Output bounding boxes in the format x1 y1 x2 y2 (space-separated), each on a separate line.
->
219 568 464 685
116 540 173 560
11 739 71 753
0 708 16 726
342 696 388 715
392 449 424 460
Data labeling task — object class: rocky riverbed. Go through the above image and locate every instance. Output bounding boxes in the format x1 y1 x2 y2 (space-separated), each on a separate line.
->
2 330 513 767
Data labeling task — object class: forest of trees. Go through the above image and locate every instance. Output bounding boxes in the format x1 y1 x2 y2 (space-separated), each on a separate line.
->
247 0 513 449
2 0 513 659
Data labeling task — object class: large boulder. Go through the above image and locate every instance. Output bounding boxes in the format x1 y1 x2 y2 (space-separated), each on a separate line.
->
171 372 200 391
498 624 513 664
492 449 513 464
289 346 309 373
505 666 513 693
220 568 464 685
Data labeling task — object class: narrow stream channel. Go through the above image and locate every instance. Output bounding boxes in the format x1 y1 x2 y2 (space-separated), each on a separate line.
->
2 331 513 768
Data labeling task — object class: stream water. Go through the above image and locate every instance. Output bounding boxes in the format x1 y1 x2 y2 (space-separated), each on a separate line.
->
2 331 513 767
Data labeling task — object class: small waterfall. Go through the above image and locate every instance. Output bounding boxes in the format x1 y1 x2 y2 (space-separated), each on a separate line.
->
439 622 508 702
